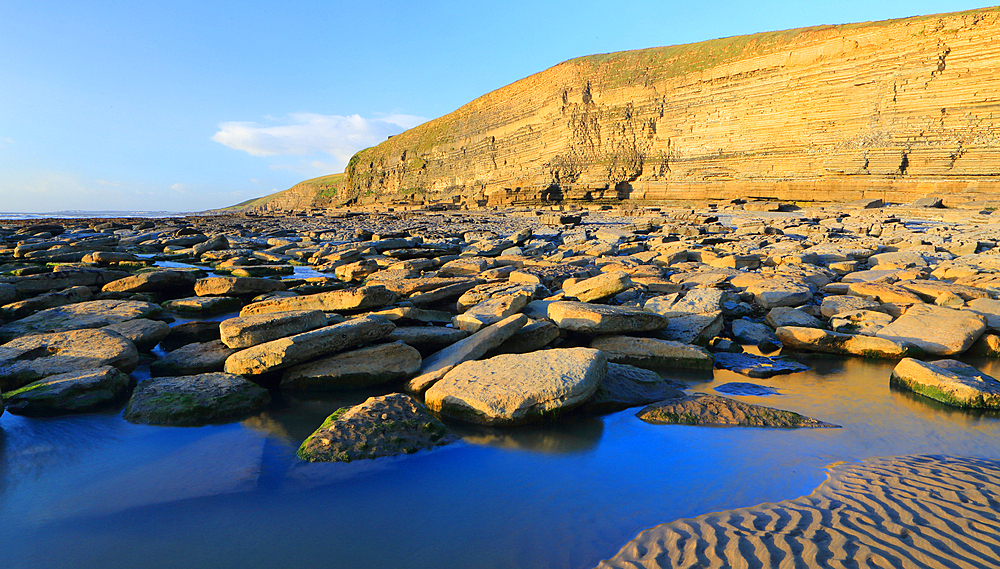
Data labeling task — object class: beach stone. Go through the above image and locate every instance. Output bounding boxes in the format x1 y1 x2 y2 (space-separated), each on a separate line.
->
548 301 668 334
297 393 456 462
2 268 128 296
0 283 16 306
876 304 986 355
150 340 237 377
969 333 1000 357
830 309 894 336
776 326 916 358
334 259 380 281
224 316 395 376
580 362 687 414
280 341 421 390
229 265 295 278
376 276 478 297
406 313 527 394
0 329 139 391
123 372 270 426
456 283 548 313
102 318 170 351
745 278 813 308
657 312 723 345
386 326 469 355
102 269 200 293
195 276 286 297
898 279 992 302
590 335 714 370
891 358 1000 409
3 365 133 416
731 319 782 349
563 270 631 302
636 393 838 428
424 347 606 426
160 321 220 351
453 290 531 333
765 306 824 329
847 281 923 305
487 319 560 355
714 382 780 396
964 298 1000 331
936 291 966 307
820 295 883 318
713 352 810 378
219 309 327 349
0 285 93 321
0 299 161 341
162 295 242 315
239 285 397 316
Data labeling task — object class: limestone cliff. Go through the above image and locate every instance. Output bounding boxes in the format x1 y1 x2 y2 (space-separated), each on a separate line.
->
300 7 1000 209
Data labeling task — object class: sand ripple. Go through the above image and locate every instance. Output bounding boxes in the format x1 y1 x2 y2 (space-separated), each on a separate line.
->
597 455 1000 568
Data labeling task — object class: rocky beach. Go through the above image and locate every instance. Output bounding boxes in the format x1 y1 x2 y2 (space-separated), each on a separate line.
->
2 199 1000 567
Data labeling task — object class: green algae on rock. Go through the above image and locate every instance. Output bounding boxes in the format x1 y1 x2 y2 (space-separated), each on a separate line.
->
890 358 1000 409
123 372 270 426
297 393 456 462
3 365 134 416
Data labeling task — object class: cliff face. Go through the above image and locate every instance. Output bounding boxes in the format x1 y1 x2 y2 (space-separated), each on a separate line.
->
331 8 1000 207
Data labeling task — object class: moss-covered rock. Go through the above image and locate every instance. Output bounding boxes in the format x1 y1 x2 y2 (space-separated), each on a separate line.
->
297 393 456 462
4 365 134 416
890 358 1000 409
123 372 270 426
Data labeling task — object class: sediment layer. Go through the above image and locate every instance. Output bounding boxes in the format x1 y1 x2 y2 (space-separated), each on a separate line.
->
265 8 1000 212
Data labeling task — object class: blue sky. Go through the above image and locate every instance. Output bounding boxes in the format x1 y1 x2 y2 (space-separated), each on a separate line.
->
0 1 989 212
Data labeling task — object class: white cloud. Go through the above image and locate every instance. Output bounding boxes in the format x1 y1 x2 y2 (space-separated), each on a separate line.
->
211 112 427 172
0 136 14 147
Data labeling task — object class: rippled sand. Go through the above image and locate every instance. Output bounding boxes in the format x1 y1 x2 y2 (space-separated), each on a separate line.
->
597 455 1000 568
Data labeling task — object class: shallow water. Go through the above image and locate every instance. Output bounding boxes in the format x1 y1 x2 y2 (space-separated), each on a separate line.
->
4 350 1000 569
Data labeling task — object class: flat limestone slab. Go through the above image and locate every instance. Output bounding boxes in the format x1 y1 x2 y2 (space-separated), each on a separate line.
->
194 276 287 297
239 285 396 316
876 304 986 355
220 309 327 349
0 299 161 341
637 393 838 427
548 301 668 334
224 316 395 375
405 313 527 394
890 358 1000 409
776 326 915 359
0 328 139 391
590 335 714 370
424 347 606 426
280 341 422 390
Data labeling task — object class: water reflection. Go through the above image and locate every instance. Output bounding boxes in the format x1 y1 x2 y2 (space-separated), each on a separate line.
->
243 387 396 444
447 413 605 454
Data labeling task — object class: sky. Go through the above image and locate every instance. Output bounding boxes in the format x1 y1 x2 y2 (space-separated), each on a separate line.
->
0 1 990 213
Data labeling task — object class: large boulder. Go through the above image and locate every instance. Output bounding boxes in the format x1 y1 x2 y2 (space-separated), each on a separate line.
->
424 347 606 426
101 318 171 351
3 366 134 416
875 304 987 355
224 316 395 375
548 301 668 334
590 335 714 370
161 296 242 315
123 373 270 426
765 306 824 329
453 290 531 333
0 329 139 391
776 326 915 359
890 358 1000 409
0 285 93 321
219 310 327 349
280 341 422 390
637 393 839 428
745 278 813 308
297 393 456 462
0 299 161 341
657 312 724 345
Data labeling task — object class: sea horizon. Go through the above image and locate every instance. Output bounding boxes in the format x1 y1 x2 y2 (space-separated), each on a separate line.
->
0 210 197 221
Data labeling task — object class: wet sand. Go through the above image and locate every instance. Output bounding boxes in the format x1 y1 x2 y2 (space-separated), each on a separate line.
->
598 454 1000 568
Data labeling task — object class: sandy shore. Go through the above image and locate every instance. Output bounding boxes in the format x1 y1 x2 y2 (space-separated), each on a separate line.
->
597 455 1000 568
